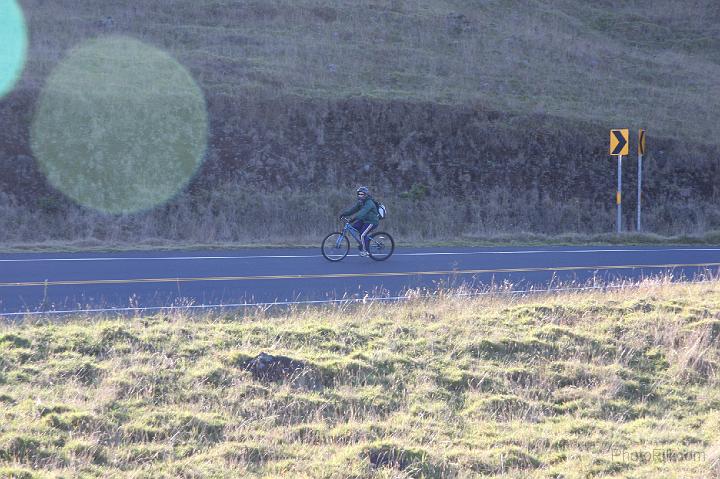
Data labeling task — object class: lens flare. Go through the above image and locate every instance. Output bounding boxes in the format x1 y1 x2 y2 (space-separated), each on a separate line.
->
0 0 28 98
31 36 208 214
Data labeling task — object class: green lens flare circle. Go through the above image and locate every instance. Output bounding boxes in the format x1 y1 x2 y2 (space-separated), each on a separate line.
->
31 36 208 214
0 0 28 98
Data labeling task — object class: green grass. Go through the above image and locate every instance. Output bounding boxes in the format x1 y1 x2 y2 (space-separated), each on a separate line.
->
1 279 719 477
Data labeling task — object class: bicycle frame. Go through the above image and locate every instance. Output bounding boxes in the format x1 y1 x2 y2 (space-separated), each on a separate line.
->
337 220 380 249
337 222 363 248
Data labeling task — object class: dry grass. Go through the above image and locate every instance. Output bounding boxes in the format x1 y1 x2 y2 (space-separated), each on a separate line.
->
4 184 720 249
1 278 719 477
20 0 720 142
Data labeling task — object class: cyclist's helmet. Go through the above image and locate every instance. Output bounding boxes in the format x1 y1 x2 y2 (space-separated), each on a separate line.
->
356 186 369 196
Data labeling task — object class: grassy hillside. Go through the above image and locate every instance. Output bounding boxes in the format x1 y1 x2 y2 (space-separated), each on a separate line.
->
1 280 719 477
19 0 720 142
1 0 720 244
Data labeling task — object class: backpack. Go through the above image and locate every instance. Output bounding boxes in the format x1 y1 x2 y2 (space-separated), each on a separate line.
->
373 199 387 220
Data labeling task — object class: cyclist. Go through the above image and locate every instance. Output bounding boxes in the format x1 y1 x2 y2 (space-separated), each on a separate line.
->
340 186 380 257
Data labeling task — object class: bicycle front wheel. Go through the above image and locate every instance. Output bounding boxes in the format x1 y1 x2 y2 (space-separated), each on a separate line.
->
367 232 394 261
321 232 349 261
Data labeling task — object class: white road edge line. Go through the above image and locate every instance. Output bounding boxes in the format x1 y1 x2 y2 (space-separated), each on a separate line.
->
2 248 720 262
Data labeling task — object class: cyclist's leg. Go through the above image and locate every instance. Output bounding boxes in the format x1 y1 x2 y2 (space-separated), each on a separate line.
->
360 223 375 251
351 220 364 250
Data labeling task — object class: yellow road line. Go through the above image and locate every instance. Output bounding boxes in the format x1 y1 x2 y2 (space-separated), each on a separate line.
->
1 262 719 288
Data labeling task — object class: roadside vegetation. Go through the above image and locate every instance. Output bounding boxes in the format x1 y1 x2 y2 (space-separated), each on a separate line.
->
6 229 720 254
1 278 719 477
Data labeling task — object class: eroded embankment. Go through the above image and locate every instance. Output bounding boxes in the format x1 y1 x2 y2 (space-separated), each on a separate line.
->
2 91 720 245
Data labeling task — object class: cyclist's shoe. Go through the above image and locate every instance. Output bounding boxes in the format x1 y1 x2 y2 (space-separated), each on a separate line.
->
359 251 369 257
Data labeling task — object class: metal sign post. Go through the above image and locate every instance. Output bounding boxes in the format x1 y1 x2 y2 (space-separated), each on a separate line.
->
637 129 646 232
617 155 622 234
610 129 629 234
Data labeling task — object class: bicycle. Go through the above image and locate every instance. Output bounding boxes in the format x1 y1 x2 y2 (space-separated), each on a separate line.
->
321 217 395 262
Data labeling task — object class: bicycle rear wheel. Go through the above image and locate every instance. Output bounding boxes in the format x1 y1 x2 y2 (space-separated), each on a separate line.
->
367 231 394 261
321 232 349 261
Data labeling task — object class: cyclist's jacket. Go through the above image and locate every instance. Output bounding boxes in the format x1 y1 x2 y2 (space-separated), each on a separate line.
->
341 196 380 225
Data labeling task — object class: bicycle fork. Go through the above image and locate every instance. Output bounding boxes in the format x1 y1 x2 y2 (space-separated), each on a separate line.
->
335 234 345 248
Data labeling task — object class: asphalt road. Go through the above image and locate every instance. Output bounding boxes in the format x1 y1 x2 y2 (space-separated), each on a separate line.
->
1 246 720 316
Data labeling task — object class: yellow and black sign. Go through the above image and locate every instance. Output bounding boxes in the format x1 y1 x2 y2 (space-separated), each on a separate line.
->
639 129 646 155
610 129 629 156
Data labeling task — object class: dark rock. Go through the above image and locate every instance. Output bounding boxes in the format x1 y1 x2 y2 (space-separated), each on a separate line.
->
245 352 321 389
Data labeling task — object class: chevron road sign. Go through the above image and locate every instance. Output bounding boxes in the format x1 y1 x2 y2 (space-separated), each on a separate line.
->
610 129 629 156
